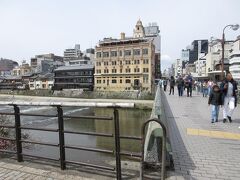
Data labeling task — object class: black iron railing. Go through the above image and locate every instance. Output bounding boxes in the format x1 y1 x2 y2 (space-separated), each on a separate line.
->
0 102 140 180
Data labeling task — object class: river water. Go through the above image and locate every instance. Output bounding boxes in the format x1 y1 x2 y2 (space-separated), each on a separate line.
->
0 104 151 166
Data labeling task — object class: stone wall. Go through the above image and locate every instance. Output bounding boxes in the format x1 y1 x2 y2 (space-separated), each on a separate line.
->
0 89 154 100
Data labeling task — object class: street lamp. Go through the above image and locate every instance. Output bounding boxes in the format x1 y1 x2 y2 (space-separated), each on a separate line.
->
221 24 239 80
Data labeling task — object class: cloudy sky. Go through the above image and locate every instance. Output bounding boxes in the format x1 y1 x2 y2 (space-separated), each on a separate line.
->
0 0 239 70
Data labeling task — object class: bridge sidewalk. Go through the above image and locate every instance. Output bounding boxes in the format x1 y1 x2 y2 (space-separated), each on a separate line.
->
164 90 240 180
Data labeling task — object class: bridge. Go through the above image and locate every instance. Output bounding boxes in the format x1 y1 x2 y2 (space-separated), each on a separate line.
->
0 86 240 179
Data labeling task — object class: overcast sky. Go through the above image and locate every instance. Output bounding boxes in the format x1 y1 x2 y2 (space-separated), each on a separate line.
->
0 0 239 70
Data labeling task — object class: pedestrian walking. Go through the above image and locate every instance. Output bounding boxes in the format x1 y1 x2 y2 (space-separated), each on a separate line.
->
202 81 208 97
176 76 184 97
208 84 222 123
220 72 238 123
163 79 167 92
185 73 193 97
169 76 175 95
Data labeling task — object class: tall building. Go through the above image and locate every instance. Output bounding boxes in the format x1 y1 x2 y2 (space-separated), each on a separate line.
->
229 35 240 80
94 20 156 93
63 44 82 60
144 22 161 79
188 40 208 63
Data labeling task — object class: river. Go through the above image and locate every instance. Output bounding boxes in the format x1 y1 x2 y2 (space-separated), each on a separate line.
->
0 104 151 167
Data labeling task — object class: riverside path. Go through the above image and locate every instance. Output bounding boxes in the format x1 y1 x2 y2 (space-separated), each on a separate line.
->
164 90 240 180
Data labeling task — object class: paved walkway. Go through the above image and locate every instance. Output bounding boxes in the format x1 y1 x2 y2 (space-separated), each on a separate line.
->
164 90 240 180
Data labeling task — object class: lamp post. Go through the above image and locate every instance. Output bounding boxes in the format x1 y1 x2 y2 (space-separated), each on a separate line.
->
221 24 239 80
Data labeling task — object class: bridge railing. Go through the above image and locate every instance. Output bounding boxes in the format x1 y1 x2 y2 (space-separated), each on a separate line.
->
141 83 173 180
0 101 139 180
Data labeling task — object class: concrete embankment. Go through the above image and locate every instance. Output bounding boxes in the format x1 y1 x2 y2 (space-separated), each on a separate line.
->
0 94 153 109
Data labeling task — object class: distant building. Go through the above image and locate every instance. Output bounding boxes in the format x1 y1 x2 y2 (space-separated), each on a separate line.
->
31 53 64 73
94 20 156 93
181 49 190 62
12 61 31 76
188 40 208 63
63 44 82 61
29 73 54 90
174 59 182 77
0 58 18 75
229 36 240 80
54 65 94 90
144 22 161 79
206 40 234 81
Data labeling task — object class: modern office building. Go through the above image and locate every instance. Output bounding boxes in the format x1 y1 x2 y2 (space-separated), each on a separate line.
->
94 20 156 93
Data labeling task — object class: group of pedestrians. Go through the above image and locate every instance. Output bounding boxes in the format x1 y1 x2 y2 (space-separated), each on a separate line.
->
162 73 194 97
208 72 238 123
161 72 238 124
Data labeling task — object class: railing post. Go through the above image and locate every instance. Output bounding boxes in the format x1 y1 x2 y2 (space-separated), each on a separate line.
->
159 116 166 180
57 105 66 170
113 108 121 180
14 105 23 162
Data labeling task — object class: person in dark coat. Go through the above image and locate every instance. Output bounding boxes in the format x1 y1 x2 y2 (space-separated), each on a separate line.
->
169 76 175 95
220 72 238 123
176 76 184 96
208 84 222 123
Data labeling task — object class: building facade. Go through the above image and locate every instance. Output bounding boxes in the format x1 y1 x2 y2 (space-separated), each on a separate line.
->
229 36 240 81
54 65 94 90
12 61 31 76
94 20 155 93
63 44 82 61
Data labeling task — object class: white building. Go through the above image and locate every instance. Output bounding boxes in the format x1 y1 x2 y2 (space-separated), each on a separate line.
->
206 40 234 81
174 59 182 77
64 44 82 60
229 36 240 81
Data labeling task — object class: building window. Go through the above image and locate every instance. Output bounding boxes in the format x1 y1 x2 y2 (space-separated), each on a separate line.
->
112 69 117 73
104 61 108 66
143 68 149 73
112 79 117 83
103 52 109 57
119 61 122 65
125 79 131 83
112 61 117 65
143 59 149 64
96 69 101 73
111 51 117 57
143 76 149 83
124 50 131 56
133 49 140 56
125 60 131 65
134 68 140 73
96 62 101 66
120 79 122 83
119 50 122 56
96 52 102 58
134 60 140 64
104 69 109 73
120 69 122 73
97 80 101 84
125 68 131 73
143 49 148 55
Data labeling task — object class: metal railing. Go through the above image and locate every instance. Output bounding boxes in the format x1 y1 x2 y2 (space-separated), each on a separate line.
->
0 101 142 180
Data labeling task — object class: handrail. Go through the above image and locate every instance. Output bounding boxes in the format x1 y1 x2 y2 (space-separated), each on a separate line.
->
141 117 167 180
0 102 140 180
0 101 135 108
